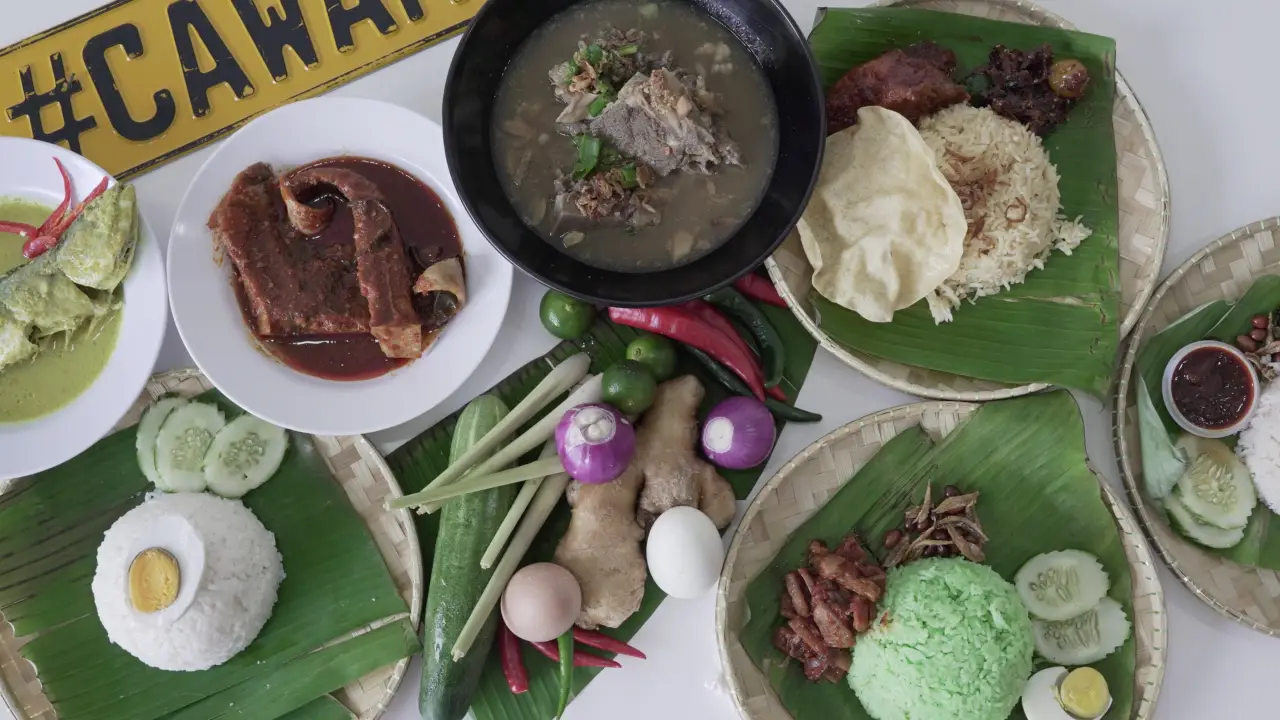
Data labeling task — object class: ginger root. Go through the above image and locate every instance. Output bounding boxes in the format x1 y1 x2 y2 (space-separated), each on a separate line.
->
635 375 736 531
554 462 646 629
554 375 736 628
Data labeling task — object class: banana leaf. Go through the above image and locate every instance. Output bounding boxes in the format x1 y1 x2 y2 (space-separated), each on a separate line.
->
278 697 354 720
740 391 1135 720
0 390 417 720
1132 275 1280 568
807 8 1120 397
387 301 818 720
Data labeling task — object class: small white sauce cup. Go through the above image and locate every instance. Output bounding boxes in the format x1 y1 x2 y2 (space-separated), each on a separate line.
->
1161 340 1259 438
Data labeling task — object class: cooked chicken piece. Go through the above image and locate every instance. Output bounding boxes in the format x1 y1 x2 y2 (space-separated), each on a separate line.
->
811 550 883 602
784 571 811 618
787 616 827 657
826 41 969 134
811 597 855 649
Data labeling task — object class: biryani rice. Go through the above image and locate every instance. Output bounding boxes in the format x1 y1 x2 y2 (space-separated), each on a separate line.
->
919 104 1091 323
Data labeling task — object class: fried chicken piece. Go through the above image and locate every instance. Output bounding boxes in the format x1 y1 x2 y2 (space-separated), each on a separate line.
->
773 626 808 662
787 616 827 657
803 652 830 681
851 596 873 633
784 571 811 618
821 649 853 682
811 596 855 649
826 41 969 134
811 550 883 602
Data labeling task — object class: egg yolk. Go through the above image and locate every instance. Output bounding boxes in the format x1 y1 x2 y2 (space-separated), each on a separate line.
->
128 548 180 613
1058 666 1109 718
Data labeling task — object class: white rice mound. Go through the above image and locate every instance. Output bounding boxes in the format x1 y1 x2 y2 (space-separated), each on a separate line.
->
92 492 284 671
1238 381 1280 513
917 105 1092 323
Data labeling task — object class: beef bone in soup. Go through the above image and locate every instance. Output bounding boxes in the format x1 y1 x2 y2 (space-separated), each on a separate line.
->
492 0 778 273
208 156 466 381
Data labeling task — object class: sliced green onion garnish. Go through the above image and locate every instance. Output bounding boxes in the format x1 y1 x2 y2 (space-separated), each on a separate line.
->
619 164 639 188
572 135 602 180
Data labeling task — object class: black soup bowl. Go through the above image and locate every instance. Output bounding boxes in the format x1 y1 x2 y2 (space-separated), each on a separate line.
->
442 0 825 306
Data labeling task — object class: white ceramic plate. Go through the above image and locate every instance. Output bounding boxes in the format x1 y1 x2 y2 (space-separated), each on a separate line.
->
167 97 512 435
0 138 168 480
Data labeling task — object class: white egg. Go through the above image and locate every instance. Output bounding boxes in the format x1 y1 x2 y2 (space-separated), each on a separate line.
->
645 506 724 599
502 562 582 643
1021 667 1074 720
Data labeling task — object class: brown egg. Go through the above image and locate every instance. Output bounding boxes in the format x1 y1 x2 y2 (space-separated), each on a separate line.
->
501 562 582 642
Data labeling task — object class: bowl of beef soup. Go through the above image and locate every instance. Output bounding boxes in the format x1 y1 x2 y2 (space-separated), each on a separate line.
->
444 0 824 305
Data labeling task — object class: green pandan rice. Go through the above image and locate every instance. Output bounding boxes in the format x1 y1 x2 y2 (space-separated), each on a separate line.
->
849 557 1034 720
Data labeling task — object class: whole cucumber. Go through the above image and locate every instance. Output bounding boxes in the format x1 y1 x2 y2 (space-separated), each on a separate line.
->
420 395 516 720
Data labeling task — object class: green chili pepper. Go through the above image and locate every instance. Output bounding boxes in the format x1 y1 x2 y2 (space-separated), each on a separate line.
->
619 164 639 188
585 43 604 64
616 43 639 56
572 136 602 180
555 630 574 718
685 347 822 423
588 96 610 117
563 60 579 83
705 287 786 387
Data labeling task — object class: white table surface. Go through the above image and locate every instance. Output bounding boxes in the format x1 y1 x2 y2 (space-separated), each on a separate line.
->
4 0 1277 718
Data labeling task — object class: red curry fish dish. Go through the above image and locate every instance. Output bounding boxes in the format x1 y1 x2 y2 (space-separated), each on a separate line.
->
208 156 465 381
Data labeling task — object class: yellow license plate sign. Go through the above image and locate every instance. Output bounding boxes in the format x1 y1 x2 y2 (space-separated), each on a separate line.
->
0 0 477 179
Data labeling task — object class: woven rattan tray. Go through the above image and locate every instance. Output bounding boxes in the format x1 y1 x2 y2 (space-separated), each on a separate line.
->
1115 217 1280 633
0 369 424 720
716 401 1166 720
766 0 1170 401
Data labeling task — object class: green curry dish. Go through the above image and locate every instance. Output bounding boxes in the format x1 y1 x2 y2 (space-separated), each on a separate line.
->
0 308 37 372
56 183 139 291
0 254 96 337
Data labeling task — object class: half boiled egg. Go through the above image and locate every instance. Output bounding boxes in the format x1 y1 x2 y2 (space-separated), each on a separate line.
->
1022 666 1112 720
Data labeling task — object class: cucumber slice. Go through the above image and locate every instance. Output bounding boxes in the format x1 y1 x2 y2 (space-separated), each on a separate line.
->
203 414 288 498
136 397 188 491
155 402 225 493
1033 597 1130 666
1014 550 1110 621
1174 435 1255 529
1165 492 1246 549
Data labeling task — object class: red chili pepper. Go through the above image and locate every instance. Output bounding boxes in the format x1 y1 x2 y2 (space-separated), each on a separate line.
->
733 274 787 308
33 158 74 238
609 306 765 400
766 385 787 402
572 627 646 659
20 173 111 260
682 300 759 361
677 300 767 392
528 639 623 668
500 623 529 694
0 221 36 237
20 235 57 260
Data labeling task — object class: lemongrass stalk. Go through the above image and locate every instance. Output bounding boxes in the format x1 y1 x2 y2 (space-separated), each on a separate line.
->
418 374 602 513
407 457 564 510
452 470 572 660
481 441 558 569
385 354 589 512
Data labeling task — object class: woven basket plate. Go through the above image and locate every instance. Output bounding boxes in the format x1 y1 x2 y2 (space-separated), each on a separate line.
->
716 400 1166 719
1114 217 1280 633
766 0 1170 401
0 369 424 720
